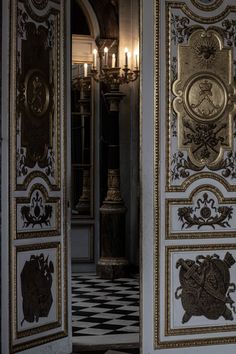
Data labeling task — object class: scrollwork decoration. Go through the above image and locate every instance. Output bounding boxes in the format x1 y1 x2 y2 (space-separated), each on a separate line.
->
222 151 236 179
17 148 28 177
171 151 203 181
17 8 28 38
21 191 53 228
171 14 191 44
178 192 233 229
45 150 55 178
171 56 178 84
222 19 236 47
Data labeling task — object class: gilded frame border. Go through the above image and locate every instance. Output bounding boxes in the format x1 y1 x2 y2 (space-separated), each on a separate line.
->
15 184 61 239
165 1 236 193
165 185 236 240
166 244 236 337
154 0 236 350
14 242 62 340
9 1 68 353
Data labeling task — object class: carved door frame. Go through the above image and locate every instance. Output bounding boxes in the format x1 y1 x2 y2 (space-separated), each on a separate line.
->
1 1 72 353
141 0 236 354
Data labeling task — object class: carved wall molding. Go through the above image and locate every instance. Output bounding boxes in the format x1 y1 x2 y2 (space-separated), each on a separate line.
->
173 29 236 169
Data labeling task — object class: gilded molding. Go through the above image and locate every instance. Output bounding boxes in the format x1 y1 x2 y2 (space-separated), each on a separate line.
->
154 0 236 349
190 0 223 12
166 185 236 240
13 242 61 341
9 0 68 352
15 183 61 239
166 245 236 338
169 2 236 24
173 29 236 169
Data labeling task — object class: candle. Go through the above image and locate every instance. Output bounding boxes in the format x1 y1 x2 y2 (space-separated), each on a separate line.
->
84 63 88 77
112 53 116 68
104 47 108 66
134 49 138 69
125 47 128 67
93 49 97 70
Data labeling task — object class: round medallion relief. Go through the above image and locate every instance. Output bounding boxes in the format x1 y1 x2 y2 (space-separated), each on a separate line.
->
31 0 48 10
25 70 50 118
184 75 227 121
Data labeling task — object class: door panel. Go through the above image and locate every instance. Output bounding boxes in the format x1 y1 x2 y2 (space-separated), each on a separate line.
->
142 0 236 353
1 0 71 353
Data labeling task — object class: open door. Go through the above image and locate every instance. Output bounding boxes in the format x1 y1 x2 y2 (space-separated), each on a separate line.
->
142 0 236 353
1 1 71 353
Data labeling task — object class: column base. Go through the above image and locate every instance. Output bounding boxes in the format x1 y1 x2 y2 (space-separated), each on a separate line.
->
97 257 129 279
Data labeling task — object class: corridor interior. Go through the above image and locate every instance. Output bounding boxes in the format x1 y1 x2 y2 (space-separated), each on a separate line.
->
70 1 140 353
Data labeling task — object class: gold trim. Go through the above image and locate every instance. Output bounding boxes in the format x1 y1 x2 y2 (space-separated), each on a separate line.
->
167 172 236 193
166 2 236 193
154 0 236 350
9 1 68 353
166 184 236 239
166 244 236 337
154 0 160 349
191 0 223 11
169 2 236 24
14 8 61 192
14 242 61 340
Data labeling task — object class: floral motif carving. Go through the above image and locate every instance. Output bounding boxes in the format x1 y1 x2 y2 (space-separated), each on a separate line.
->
171 151 202 181
21 191 53 228
171 14 191 44
171 110 178 138
17 9 29 37
45 150 55 178
178 193 233 229
170 14 201 44
171 56 178 84
221 151 236 179
222 19 236 47
17 148 28 177
175 253 236 323
21 253 54 325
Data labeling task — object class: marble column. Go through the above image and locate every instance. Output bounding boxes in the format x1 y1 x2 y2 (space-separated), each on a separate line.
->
97 86 129 279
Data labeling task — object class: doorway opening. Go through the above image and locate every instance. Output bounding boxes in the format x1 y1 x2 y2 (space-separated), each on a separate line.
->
70 0 140 353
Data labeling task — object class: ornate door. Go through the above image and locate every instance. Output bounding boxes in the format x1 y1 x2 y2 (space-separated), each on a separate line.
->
142 0 236 353
1 1 71 353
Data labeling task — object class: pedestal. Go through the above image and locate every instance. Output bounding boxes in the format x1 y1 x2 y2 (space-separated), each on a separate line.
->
97 87 129 279
97 182 128 279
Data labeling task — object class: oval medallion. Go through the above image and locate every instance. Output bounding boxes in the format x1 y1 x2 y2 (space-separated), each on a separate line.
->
184 74 227 121
25 70 50 118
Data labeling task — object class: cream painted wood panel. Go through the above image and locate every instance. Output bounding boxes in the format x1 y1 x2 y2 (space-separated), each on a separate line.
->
1 1 71 353
142 0 236 353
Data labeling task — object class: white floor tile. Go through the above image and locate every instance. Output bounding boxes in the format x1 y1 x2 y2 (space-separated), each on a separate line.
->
105 319 137 326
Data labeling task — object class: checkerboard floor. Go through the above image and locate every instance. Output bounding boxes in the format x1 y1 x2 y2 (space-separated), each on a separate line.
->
72 273 139 346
